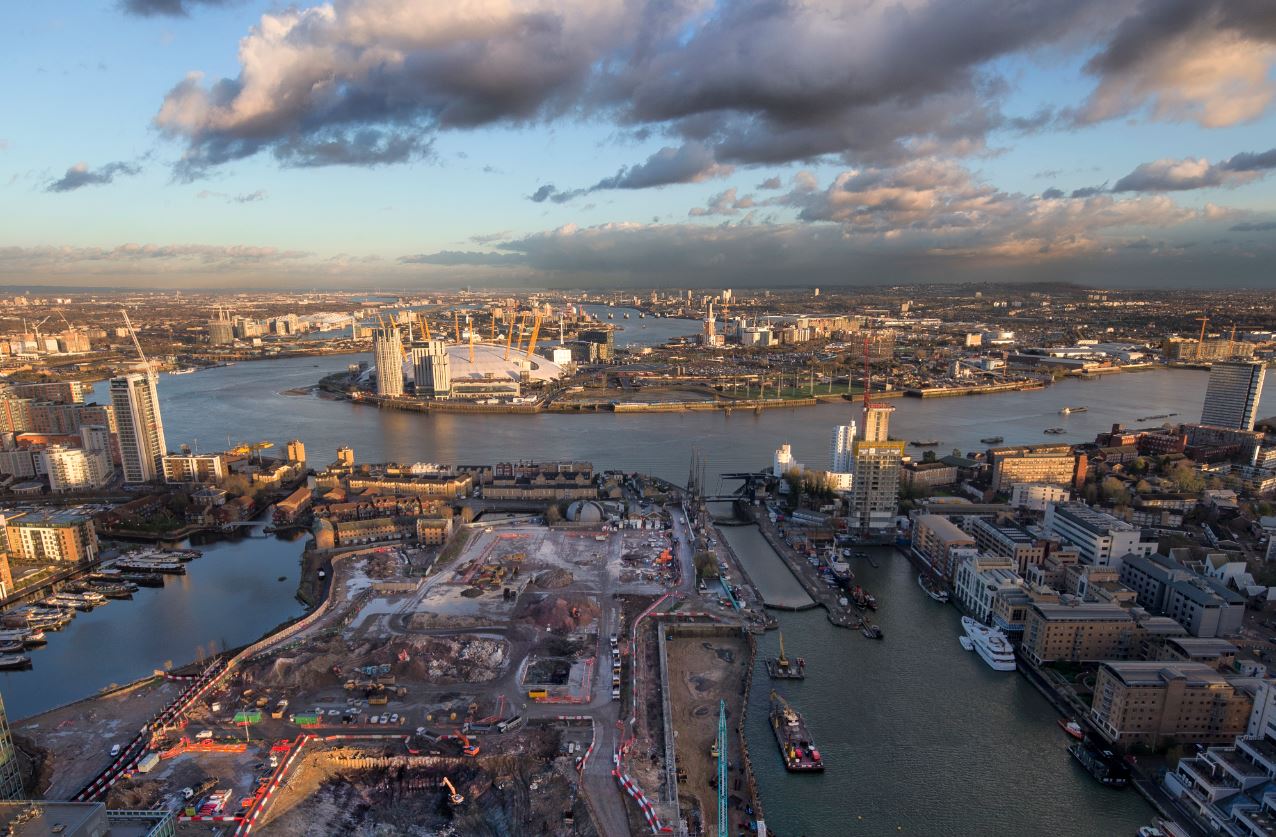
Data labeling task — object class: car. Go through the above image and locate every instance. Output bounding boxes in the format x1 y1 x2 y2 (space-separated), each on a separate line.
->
369 715 379 724
390 714 399 724
379 714 389 724
611 687 621 701
195 730 214 740
327 709 340 716
109 744 121 757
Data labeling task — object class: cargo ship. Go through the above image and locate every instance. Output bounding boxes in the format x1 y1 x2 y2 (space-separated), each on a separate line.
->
1068 739 1129 788
1059 406 1088 414
770 691 824 772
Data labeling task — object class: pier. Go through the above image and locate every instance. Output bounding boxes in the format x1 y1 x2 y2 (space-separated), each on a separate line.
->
742 506 863 630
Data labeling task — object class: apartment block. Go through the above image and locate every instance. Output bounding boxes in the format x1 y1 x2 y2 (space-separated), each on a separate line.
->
1043 502 1156 568
909 513 975 581
1021 601 1136 665
1091 661 1252 749
1 510 99 563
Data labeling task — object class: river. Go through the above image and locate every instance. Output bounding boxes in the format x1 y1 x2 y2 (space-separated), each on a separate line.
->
43 355 1269 830
1 523 307 720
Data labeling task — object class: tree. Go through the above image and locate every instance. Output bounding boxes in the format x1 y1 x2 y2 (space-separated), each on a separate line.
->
1100 477 1130 506
544 503 563 524
1169 464 1204 494
694 551 719 580
921 450 937 463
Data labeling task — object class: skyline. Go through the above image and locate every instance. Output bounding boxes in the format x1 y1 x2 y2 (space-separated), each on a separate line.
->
3 1 1276 288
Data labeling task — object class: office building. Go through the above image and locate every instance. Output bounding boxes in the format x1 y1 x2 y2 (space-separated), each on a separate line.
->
411 340 451 398
1042 502 1156 568
109 374 167 484
988 444 1082 491
1091 661 1251 749
0 693 22 800
285 439 306 465
1200 361 1266 431
1010 482 1071 511
1119 552 1245 639
42 445 112 492
373 326 404 397
1 510 99 564
972 517 1047 575
953 555 1022 624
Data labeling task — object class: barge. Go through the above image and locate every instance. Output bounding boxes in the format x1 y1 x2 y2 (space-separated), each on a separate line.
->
764 633 806 680
770 691 824 772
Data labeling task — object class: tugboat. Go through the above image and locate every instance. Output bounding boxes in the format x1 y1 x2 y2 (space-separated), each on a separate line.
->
861 624 884 640
770 691 824 772
980 436 1004 444
764 633 806 680
1058 718 1086 740
1068 739 1129 788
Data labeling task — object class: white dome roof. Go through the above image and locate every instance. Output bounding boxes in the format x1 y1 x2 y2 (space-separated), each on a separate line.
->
400 341 564 383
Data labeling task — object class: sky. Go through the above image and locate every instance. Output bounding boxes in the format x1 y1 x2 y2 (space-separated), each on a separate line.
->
2 0 1275 290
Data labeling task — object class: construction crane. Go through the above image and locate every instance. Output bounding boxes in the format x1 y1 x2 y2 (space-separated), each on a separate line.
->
419 317 431 342
453 312 462 344
525 314 542 360
716 699 727 837
467 315 475 364
1196 315 1209 353
441 776 464 805
120 309 155 382
504 319 516 361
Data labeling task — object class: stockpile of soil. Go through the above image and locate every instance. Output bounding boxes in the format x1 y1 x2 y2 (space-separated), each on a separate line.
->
518 594 599 632
531 568 573 589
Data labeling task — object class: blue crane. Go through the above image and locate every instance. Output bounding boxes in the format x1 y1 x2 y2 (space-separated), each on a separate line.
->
717 699 728 837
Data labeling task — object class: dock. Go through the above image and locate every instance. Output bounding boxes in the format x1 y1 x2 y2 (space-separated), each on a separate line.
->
744 506 867 631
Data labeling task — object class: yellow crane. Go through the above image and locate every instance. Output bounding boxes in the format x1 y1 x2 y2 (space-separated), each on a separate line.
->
453 312 461 344
504 319 516 361
419 317 431 342
467 315 475 364
1196 315 1209 353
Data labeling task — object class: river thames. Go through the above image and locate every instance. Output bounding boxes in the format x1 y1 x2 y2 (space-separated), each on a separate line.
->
19 355 1259 832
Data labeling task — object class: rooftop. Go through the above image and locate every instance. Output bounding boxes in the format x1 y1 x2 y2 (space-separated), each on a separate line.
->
1102 660 1230 688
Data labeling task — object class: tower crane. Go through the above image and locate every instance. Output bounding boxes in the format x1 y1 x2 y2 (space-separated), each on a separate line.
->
120 309 155 382
1196 314 1209 353
525 314 542 360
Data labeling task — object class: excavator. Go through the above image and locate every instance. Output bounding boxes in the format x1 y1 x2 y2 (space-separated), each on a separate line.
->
442 776 464 805
455 729 479 757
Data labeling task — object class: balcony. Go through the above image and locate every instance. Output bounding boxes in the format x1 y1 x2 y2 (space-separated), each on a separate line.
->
1240 738 1276 775
1180 757 1244 803
1210 748 1274 790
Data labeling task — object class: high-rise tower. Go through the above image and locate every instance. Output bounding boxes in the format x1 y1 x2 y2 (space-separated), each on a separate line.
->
373 325 404 397
1201 360 1266 430
109 373 167 483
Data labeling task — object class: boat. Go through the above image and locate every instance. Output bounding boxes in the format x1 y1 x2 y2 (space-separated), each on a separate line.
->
0 629 44 647
861 624 883 640
917 573 950 603
1060 406 1088 414
958 636 974 651
979 436 1004 444
0 654 32 671
168 367 198 375
769 691 824 772
960 617 1016 671
1058 718 1085 740
1069 739 1129 788
119 572 165 587
908 439 940 447
1043 427 1066 435
1137 413 1174 422
623 313 630 319
864 594 878 611
764 633 806 679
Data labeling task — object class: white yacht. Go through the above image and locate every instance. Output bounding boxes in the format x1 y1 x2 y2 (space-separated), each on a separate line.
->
961 616 1017 671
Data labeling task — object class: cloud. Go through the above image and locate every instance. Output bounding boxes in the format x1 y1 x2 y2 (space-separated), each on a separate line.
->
1072 0 1276 128
0 243 310 278
197 188 268 203
46 161 141 192
1230 221 1276 232
1069 185 1108 198
469 231 511 245
398 250 523 266
1111 147 1276 192
155 0 1270 182
757 176 783 190
1041 187 1065 199
121 0 235 16
688 187 755 217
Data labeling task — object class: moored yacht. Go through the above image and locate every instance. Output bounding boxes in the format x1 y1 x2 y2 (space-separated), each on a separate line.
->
961 616 1016 671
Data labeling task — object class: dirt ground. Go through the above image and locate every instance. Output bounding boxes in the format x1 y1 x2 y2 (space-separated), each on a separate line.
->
258 738 593 837
665 634 748 837
13 677 185 799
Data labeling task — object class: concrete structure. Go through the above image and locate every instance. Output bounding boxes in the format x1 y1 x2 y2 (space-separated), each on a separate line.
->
1201 361 1266 431
901 461 958 491
109 373 167 484
285 438 305 465
0 801 174 836
848 406 903 535
773 443 801 477
972 517 1046 575
1010 482 1071 511
1021 601 1136 665
161 453 225 485
1043 502 1155 568
373 325 405 397
42 445 112 492
1091 661 1252 748
2 509 99 563
910 513 975 580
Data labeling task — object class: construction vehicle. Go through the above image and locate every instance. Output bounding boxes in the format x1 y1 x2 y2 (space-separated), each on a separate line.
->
442 776 464 805
456 729 480 757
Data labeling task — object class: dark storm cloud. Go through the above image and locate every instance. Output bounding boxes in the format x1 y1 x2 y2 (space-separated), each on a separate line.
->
399 251 523 266
121 0 235 15
46 160 141 192
1230 221 1276 232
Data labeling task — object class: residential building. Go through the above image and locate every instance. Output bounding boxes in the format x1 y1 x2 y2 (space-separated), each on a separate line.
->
1042 502 1156 568
1200 361 1266 431
411 339 451 398
1121 552 1247 638
273 485 312 524
1010 482 1071 511
1021 602 1136 665
988 444 1083 491
953 554 1022 624
901 461 958 491
415 517 455 545
2 510 99 563
972 517 1047 575
1163 335 1255 363
109 373 167 483
1091 661 1251 748
161 453 225 485
848 405 903 535
773 443 801 477
580 329 615 361
7 381 89 404
372 325 405 397
285 439 306 465
910 513 975 580
829 423 855 473
42 445 112 492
